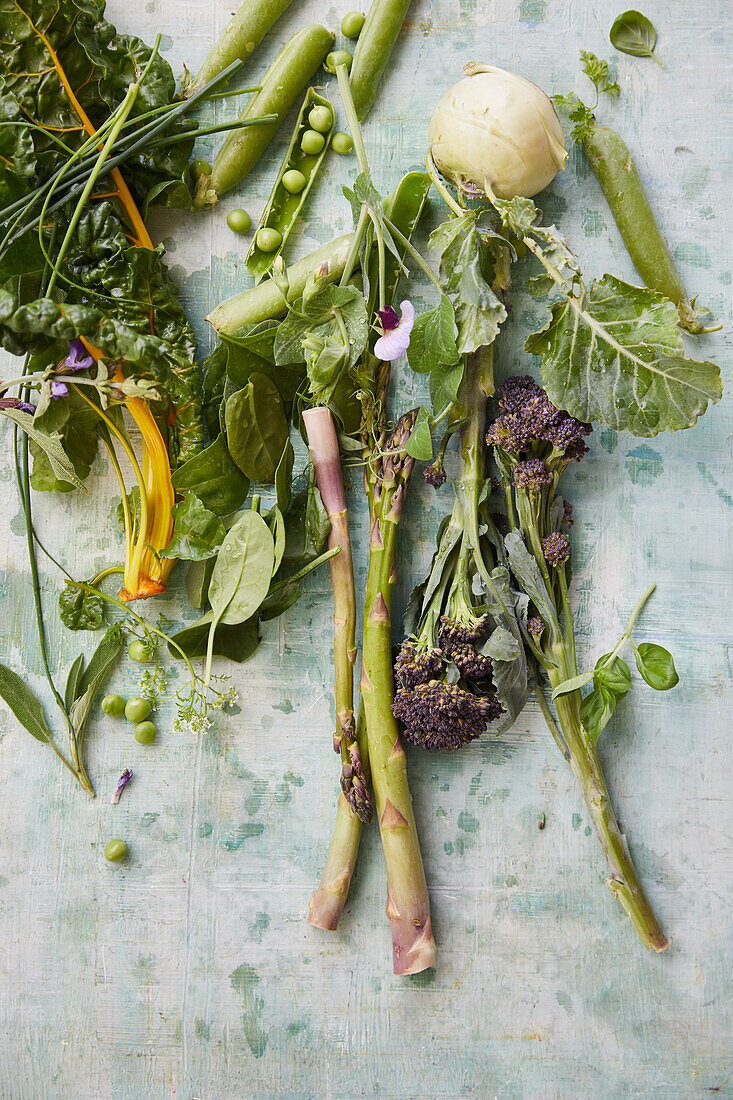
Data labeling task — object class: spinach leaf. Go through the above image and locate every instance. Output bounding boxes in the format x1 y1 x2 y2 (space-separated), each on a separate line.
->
610 10 660 62
208 511 275 628
185 558 216 610
164 494 226 561
171 435 250 516
526 275 722 436
169 614 261 664
279 467 331 570
273 439 295 514
59 585 104 631
225 373 289 485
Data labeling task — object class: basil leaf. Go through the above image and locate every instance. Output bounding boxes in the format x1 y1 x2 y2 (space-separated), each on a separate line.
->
172 435 250 516
610 10 659 61
634 642 679 691
527 275 722 437
59 584 104 631
595 653 632 697
0 662 56 746
225 373 289 485
208 511 275 628
164 494 225 561
551 669 596 700
580 683 618 743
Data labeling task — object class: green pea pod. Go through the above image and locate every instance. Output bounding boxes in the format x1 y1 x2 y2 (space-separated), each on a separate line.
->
194 25 335 208
583 126 705 334
246 89 334 282
208 233 354 333
349 0 413 121
186 0 295 96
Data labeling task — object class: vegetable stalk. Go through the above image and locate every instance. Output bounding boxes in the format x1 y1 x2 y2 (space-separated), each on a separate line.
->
361 410 435 975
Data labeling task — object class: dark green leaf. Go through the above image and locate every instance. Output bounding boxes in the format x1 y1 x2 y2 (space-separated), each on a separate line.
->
168 614 261 663
225 373 289 485
258 583 303 621
579 50 620 98
279 466 331 570
59 584 104 631
429 214 508 354
504 530 561 636
164 494 226 561
551 669 596 700
634 642 679 691
610 10 659 60
273 439 294 514
171 435 250 516
429 358 465 412
0 661 56 745
1 408 86 491
185 558 215 610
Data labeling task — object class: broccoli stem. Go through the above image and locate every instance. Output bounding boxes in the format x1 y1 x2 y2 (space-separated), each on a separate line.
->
546 669 669 952
361 410 435 975
308 705 370 930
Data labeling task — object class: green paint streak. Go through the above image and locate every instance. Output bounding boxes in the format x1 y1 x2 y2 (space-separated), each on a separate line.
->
230 964 268 1058
600 428 618 454
469 772 482 795
285 1021 307 1036
195 1018 210 1039
506 874 518 887
221 823 265 850
584 826 592 837
440 782 450 792
582 209 605 236
458 811 479 833
272 698 293 713
556 990 573 1014
140 812 159 827
198 822 213 838
626 445 663 486
698 462 733 508
285 772 304 787
571 813 582 831
674 242 710 268
249 911 270 942
410 967 436 987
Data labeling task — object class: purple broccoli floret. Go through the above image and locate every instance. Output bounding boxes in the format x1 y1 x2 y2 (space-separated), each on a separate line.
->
514 458 553 490
487 375 591 462
393 680 503 750
394 640 444 688
541 531 571 566
527 616 544 637
423 455 447 488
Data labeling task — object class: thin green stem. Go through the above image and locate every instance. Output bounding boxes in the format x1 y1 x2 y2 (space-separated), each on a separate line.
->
335 63 369 176
382 217 442 294
425 151 464 218
368 210 386 311
557 564 576 674
534 681 570 760
339 206 369 287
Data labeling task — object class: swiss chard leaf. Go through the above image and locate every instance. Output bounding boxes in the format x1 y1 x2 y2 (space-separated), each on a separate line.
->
526 275 722 436
59 585 104 631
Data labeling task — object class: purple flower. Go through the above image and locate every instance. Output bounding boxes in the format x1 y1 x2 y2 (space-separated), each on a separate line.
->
50 380 69 399
542 531 571 566
514 459 553 490
0 396 36 414
374 300 414 361
62 339 94 373
111 768 133 804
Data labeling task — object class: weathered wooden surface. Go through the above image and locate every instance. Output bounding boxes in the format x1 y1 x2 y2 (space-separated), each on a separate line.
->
0 1 731 1096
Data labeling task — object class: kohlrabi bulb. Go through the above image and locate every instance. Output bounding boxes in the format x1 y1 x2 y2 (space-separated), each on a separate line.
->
429 64 567 200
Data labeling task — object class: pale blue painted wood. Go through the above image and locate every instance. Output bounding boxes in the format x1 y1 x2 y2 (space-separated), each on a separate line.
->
0 1 731 1097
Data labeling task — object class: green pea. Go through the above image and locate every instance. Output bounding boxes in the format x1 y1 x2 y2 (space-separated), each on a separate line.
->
326 50 353 74
300 129 325 155
282 169 307 194
227 208 252 235
128 639 152 664
255 227 283 253
134 720 157 745
341 11 365 38
101 694 125 718
125 697 152 723
308 105 333 133
190 158 211 182
104 839 128 863
332 131 353 156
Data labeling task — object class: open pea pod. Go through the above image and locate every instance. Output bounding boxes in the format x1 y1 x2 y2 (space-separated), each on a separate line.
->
246 88 334 281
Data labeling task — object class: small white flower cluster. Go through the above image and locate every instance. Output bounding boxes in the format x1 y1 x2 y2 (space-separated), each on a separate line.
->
219 685 239 708
172 712 213 736
138 667 166 702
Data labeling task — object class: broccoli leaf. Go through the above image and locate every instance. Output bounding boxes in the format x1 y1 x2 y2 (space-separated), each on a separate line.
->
526 274 722 436
430 214 508 354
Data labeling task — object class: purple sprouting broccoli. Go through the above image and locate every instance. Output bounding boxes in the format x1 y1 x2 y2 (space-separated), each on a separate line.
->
394 680 502 750
541 531 570 566
486 375 591 469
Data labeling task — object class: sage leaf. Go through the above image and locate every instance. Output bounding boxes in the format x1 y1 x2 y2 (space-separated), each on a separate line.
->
1 408 86 491
64 654 85 711
634 641 679 691
610 10 660 62
69 625 125 741
0 662 56 746
504 530 561 636
526 275 722 436
164 494 225 561
208 511 275 628
225 373 289 484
